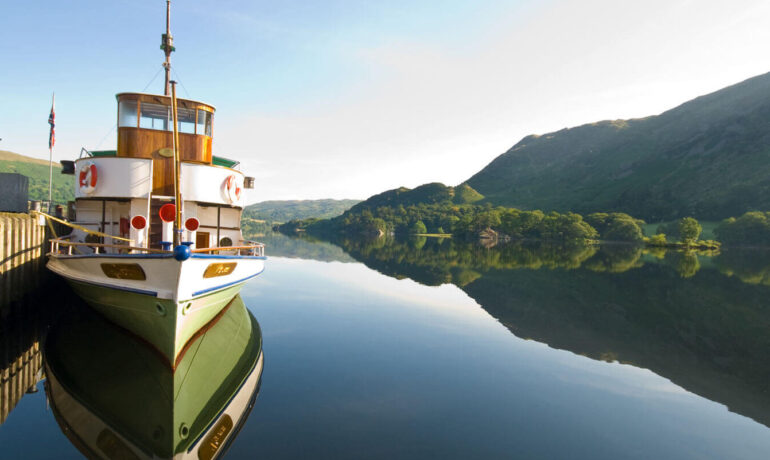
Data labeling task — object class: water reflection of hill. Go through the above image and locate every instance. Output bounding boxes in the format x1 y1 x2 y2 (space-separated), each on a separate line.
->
327 237 770 428
257 232 356 263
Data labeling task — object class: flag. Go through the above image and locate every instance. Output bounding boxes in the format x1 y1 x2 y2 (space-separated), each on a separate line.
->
48 95 55 149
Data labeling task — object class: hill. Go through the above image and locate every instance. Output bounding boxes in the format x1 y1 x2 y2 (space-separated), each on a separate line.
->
349 182 483 212
466 72 770 221
0 150 74 205
244 199 360 223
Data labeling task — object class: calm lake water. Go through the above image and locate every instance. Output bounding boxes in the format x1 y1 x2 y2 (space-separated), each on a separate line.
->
2 234 770 459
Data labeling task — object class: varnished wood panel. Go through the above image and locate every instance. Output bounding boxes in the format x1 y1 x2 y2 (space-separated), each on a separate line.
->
115 93 216 196
117 127 213 195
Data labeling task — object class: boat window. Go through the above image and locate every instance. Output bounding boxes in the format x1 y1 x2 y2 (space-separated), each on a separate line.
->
140 103 171 131
219 237 233 247
178 107 196 134
197 109 213 136
118 101 138 127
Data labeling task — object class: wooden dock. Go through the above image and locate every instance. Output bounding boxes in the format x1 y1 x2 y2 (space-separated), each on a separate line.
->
0 212 57 425
0 213 47 309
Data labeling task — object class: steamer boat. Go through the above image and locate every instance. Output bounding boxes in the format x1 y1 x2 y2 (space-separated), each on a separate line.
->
46 1 265 366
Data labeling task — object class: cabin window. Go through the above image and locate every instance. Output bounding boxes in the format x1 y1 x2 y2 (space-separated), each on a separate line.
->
140 103 171 131
197 109 212 136
219 237 233 247
118 101 138 127
178 107 196 134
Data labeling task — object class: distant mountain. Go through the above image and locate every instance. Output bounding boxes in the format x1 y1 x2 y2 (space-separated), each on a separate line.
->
350 182 483 212
466 72 770 221
0 150 74 205
244 199 361 223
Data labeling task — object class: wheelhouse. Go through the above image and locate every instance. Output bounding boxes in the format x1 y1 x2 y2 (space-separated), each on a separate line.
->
65 93 255 252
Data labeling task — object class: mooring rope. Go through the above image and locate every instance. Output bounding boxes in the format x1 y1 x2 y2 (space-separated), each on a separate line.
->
32 211 133 243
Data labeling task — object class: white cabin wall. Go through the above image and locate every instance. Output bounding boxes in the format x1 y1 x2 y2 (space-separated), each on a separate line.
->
220 207 243 245
219 229 242 247
196 205 218 248
181 163 245 208
74 158 152 199
220 207 241 228
74 200 102 230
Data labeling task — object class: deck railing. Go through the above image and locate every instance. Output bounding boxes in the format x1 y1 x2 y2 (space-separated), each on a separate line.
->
192 241 265 257
49 236 265 257
40 211 265 257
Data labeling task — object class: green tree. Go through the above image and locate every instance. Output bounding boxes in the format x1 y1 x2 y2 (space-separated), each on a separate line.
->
409 220 427 234
678 217 702 244
715 212 770 246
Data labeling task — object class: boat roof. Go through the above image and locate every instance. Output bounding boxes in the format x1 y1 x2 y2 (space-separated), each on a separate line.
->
88 149 240 168
115 92 216 111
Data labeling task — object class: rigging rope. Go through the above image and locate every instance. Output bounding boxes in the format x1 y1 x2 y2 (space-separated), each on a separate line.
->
93 67 166 150
171 67 191 98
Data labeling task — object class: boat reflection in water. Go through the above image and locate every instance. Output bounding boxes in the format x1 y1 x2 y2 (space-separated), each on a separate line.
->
43 294 262 459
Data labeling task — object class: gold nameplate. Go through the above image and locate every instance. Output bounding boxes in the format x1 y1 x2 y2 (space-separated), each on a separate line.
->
101 263 146 280
158 147 174 157
204 262 237 278
198 415 233 460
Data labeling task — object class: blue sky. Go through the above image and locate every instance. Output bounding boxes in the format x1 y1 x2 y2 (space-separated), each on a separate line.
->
2 1 769 201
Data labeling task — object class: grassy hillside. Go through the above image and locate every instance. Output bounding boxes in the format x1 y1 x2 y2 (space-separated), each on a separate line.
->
349 182 483 213
0 150 74 205
466 72 770 221
244 199 360 223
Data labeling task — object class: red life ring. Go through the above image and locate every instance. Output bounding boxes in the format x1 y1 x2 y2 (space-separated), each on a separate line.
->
78 162 98 194
224 174 242 203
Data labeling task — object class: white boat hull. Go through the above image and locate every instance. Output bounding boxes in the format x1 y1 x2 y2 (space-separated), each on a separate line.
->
47 252 265 365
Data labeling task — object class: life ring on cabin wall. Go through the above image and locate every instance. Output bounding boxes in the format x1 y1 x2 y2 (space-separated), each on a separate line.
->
78 162 98 195
223 174 242 203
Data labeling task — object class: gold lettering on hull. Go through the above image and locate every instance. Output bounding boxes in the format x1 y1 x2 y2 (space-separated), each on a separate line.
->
203 262 237 278
101 263 147 280
198 415 233 460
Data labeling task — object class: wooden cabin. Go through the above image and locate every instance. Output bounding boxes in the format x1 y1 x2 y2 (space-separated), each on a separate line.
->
116 93 215 196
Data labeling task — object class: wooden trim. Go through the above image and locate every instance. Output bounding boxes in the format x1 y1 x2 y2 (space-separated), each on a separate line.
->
100 200 106 234
199 225 240 231
74 197 132 203
192 244 264 253
216 207 221 244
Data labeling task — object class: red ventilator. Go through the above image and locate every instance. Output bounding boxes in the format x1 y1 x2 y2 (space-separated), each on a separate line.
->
159 203 176 243
184 217 200 248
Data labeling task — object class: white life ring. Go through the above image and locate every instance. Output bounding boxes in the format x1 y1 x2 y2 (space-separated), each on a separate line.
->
224 174 242 203
78 162 98 195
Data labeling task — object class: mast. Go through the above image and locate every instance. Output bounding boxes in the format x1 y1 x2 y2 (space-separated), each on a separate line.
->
170 81 182 246
161 0 175 96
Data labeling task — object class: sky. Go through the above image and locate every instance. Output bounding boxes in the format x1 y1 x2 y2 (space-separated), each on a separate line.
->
2 0 770 203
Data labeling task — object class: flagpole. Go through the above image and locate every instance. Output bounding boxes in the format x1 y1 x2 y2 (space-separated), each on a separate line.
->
48 92 54 213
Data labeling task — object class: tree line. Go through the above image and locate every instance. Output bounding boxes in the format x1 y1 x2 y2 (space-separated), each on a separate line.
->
277 201 730 246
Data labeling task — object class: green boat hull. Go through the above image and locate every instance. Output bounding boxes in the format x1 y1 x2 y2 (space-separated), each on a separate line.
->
67 279 246 366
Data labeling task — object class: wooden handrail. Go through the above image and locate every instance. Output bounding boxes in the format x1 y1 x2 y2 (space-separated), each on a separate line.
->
50 239 265 256
192 244 264 253
50 239 168 254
